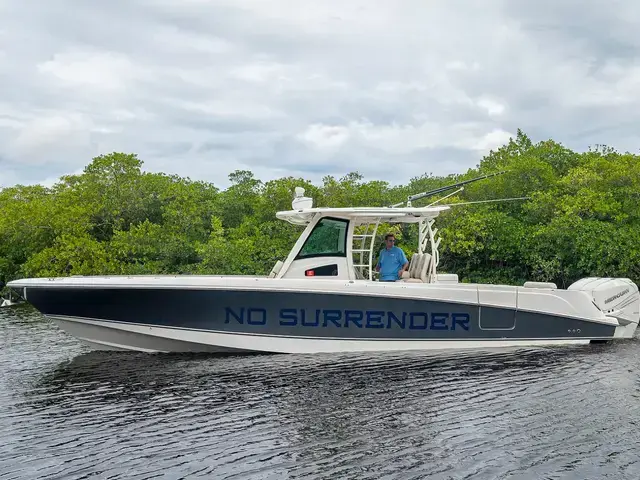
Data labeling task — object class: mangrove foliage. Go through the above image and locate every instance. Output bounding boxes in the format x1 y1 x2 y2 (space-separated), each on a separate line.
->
1 130 639 288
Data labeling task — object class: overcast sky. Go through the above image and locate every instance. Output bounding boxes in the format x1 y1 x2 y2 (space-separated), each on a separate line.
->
1 0 639 189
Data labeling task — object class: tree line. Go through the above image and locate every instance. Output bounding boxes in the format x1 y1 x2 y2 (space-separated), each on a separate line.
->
1 130 639 289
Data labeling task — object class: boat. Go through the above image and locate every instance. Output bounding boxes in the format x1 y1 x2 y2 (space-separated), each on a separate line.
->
0 296 19 308
0 285 22 307
6 173 640 353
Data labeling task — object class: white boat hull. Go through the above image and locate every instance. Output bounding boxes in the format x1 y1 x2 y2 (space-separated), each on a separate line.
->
49 315 597 354
8 275 640 354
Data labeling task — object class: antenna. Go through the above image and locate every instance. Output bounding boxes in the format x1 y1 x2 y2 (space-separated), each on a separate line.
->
390 170 507 207
442 196 530 207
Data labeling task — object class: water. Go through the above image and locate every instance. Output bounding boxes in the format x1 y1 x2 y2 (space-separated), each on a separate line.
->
2 306 640 479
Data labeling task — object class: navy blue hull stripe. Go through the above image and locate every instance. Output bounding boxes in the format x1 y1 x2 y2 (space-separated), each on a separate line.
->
24 287 618 341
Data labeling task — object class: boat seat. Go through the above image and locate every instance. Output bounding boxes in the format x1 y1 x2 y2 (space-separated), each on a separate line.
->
401 253 418 279
400 253 419 281
401 252 431 283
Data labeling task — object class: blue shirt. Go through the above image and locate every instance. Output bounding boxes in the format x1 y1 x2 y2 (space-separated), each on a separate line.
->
377 246 408 281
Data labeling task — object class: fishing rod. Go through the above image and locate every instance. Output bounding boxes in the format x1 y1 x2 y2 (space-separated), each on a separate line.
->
442 196 531 207
389 170 508 207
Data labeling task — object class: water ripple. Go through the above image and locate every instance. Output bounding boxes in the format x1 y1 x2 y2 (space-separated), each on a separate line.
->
2 307 640 479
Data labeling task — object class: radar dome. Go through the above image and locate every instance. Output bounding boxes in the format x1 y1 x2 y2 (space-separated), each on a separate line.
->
292 187 313 210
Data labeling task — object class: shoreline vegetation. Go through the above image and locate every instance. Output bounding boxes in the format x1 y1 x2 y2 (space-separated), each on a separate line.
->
1 130 639 289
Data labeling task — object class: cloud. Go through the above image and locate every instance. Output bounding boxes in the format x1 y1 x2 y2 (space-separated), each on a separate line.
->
1 0 640 190
10 113 95 164
37 50 139 92
297 121 513 156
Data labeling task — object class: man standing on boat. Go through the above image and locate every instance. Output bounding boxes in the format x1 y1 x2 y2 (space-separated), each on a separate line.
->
375 233 409 281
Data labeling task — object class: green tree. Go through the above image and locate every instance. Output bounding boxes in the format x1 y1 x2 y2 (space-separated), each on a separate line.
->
2 132 639 289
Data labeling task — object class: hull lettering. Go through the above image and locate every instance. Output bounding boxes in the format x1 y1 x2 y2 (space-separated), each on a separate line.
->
224 307 471 331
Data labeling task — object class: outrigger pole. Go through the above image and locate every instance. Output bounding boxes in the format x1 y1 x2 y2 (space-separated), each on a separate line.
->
390 170 508 208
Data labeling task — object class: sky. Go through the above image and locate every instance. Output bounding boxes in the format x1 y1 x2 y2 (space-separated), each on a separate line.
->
1 0 639 189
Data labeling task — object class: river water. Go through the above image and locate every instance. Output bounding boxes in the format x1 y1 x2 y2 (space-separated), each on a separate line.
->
2 305 640 479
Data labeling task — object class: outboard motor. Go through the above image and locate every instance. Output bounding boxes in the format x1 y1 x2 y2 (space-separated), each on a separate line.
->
568 278 640 335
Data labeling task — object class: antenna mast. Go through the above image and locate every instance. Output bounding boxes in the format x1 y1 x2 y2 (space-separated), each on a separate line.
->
390 170 507 208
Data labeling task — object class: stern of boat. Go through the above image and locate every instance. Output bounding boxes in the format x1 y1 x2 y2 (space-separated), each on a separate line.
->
568 277 640 339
